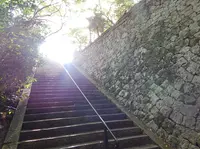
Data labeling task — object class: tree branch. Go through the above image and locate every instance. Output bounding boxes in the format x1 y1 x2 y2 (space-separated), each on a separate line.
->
45 22 65 38
33 2 59 19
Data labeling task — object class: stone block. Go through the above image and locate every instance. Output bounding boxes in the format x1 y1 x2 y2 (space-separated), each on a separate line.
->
189 144 200 149
182 116 196 128
157 128 168 139
151 106 159 114
178 94 197 105
147 120 158 131
192 75 200 84
182 129 198 145
192 55 200 64
166 85 175 95
189 22 200 34
160 106 172 117
186 62 200 75
170 111 183 124
123 84 130 90
147 91 160 105
179 138 190 149
184 51 196 62
176 57 188 66
161 80 170 88
193 2 200 12
156 100 164 110
156 89 168 99
171 90 181 99
150 83 158 90
163 96 174 106
134 72 142 81
183 83 194 93
196 118 200 131
174 78 184 90
180 104 199 117
177 67 193 82
191 44 200 54
167 135 179 148
162 118 175 134
179 28 189 38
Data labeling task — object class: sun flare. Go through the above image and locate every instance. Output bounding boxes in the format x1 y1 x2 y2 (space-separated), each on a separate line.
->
39 36 75 64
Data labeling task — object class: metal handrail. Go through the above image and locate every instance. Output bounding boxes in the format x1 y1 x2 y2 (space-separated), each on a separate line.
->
62 65 119 149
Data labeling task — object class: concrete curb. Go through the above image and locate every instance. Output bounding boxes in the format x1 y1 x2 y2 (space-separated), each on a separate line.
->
2 89 31 149
73 63 172 149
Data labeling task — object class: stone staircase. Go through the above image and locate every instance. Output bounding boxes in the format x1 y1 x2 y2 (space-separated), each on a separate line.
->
17 63 161 149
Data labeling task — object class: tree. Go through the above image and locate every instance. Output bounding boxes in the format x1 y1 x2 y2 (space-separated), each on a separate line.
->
0 0 85 125
68 0 134 45
87 12 106 42
68 28 89 50
95 0 134 25
112 0 134 19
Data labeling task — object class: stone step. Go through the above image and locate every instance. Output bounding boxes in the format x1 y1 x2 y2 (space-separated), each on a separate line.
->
28 97 108 103
29 94 105 99
30 91 103 96
29 94 104 99
24 108 121 121
32 88 98 91
16 63 161 149
31 84 96 87
18 135 155 149
20 119 134 140
22 113 127 129
31 87 98 91
31 87 99 90
27 100 110 108
20 126 141 141
25 104 116 114
55 142 159 149
124 144 160 149
34 78 90 82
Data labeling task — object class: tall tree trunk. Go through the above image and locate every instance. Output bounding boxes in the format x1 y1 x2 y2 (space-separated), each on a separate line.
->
89 28 92 43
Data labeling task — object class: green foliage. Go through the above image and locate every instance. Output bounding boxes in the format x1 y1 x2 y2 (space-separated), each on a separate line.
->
68 0 134 44
113 0 134 19
0 0 68 118
0 28 44 97
0 6 10 30
0 0 74 98
68 28 89 50
87 13 106 36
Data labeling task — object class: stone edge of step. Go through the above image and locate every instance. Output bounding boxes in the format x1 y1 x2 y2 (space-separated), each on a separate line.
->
23 113 126 123
44 135 157 149
21 119 133 133
24 107 120 117
18 135 152 149
19 127 141 143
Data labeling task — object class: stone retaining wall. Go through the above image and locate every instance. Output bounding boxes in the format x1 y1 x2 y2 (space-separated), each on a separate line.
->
74 0 200 148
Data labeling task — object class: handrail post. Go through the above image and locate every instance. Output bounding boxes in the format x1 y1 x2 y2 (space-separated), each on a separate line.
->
104 127 108 149
115 141 119 149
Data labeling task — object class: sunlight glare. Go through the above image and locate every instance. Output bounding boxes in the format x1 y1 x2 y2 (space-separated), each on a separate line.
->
39 36 75 64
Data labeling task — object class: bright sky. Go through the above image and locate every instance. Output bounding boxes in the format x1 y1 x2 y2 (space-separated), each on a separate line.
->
39 0 96 64
39 0 140 64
